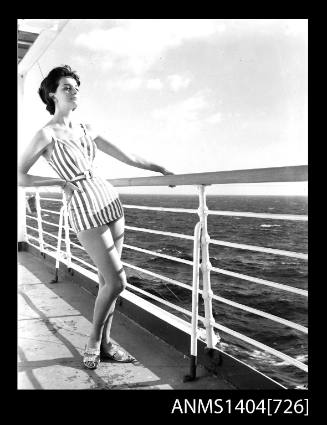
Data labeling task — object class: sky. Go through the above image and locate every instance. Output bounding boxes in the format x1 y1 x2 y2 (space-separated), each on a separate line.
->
18 19 308 196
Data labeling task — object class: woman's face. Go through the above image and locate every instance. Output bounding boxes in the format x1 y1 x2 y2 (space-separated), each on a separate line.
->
51 76 80 111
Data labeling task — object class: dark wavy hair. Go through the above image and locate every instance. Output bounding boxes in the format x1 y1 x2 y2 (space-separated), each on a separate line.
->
38 65 80 115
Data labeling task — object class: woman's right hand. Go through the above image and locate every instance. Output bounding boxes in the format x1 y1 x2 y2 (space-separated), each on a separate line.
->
62 181 83 203
160 168 176 188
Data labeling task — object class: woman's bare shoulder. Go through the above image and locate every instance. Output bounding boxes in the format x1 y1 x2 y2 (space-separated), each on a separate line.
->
32 122 53 136
18 126 54 172
30 126 54 154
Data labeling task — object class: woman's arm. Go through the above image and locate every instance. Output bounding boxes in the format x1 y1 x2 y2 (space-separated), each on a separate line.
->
18 127 66 188
86 124 173 175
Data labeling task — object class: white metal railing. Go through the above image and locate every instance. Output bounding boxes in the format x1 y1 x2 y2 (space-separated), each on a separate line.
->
125 225 307 260
23 165 308 380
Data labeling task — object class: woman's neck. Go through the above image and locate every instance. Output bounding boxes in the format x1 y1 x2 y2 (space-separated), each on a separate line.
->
52 110 75 128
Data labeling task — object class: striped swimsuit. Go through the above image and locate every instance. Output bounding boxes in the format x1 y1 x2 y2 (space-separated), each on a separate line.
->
47 123 124 234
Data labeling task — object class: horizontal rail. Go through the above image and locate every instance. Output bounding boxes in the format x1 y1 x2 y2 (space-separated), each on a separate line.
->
28 228 306 335
26 224 38 232
27 241 39 250
124 243 307 296
70 241 84 250
27 219 307 260
39 197 62 202
26 234 39 242
124 204 197 214
42 230 58 239
33 232 305 335
209 210 307 221
43 241 57 251
126 225 194 241
126 280 307 371
124 268 308 371
124 204 307 221
108 165 308 187
28 227 305 335
212 293 307 333
124 243 193 266
26 214 37 221
41 208 61 215
123 262 193 291
123 262 307 333
210 239 307 259
30 197 308 222
41 219 59 228
209 321 308 372
26 221 307 297
211 265 307 296
27 224 59 239
126 282 192 318
126 225 307 259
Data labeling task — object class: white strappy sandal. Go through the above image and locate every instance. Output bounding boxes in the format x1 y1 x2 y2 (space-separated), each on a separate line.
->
83 345 100 370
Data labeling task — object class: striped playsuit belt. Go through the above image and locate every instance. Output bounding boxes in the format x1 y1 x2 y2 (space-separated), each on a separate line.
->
69 169 94 183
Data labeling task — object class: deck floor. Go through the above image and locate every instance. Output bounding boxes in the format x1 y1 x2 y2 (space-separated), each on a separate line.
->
18 251 233 390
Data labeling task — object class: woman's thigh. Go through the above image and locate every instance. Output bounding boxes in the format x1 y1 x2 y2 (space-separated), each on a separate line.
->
108 216 125 256
97 216 125 286
77 224 124 284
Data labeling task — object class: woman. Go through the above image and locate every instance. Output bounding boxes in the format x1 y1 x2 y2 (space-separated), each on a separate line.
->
18 65 174 370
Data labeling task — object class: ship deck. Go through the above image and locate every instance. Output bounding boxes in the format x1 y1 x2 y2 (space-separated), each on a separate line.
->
18 251 234 390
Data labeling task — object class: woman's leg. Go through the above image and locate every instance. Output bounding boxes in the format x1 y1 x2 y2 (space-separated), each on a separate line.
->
77 222 127 351
98 217 125 346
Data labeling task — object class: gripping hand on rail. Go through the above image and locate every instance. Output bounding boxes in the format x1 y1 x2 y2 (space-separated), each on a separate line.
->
160 169 176 188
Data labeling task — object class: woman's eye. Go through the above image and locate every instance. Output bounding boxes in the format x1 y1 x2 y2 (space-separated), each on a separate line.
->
64 86 78 92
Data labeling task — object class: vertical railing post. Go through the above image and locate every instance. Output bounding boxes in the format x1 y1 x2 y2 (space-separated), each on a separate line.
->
198 185 216 349
52 205 64 283
184 221 202 382
62 193 72 273
18 187 27 247
35 190 45 257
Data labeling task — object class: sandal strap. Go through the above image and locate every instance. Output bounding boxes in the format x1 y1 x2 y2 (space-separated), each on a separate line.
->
101 343 134 361
83 344 100 369
84 347 100 354
104 343 123 355
111 348 129 360
84 352 100 359
107 343 121 353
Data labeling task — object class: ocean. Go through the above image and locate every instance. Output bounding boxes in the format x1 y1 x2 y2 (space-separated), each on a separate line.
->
27 193 308 389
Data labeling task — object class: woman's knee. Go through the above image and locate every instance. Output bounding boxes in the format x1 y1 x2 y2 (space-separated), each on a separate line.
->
106 268 127 295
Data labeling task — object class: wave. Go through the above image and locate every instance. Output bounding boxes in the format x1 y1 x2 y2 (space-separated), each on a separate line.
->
156 247 193 261
271 354 308 367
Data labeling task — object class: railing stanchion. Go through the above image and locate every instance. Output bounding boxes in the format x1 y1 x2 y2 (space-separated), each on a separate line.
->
184 221 202 382
198 184 216 349
51 205 64 283
62 194 72 273
35 190 45 257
